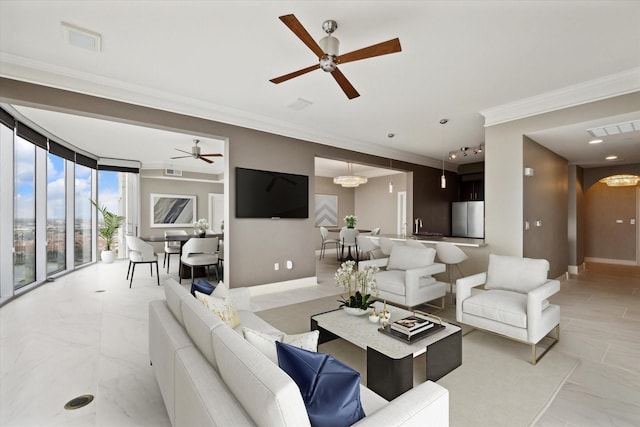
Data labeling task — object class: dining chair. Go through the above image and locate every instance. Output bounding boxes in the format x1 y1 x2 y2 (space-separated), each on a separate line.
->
163 230 187 273
339 228 359 262
369 227 381 235
180 237 219 284
319 226 340 260
125 235 160 288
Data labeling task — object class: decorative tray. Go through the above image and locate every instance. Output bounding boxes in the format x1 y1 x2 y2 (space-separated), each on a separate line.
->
378 322 445 344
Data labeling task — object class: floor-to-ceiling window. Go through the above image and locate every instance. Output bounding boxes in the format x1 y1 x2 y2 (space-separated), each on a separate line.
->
74 163 93 266
97 169 123 257
14 135 36 289
47 152 66 274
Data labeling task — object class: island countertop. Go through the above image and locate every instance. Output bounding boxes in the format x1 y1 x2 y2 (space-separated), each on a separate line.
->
370 234 487 248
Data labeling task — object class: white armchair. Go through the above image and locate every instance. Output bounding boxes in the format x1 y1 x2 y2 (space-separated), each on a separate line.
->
359 245 446 309
456 254 560 364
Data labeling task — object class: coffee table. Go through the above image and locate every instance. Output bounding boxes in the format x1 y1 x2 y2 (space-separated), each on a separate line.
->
311 301 461 401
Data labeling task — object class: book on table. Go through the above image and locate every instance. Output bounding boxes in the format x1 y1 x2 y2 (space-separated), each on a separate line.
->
390 314 434 336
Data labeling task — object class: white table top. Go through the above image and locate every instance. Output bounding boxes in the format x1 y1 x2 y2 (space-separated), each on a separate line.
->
312 301 461 359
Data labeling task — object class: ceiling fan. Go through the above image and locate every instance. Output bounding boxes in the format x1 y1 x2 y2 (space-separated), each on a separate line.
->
170 139 222 164
270 14 402 99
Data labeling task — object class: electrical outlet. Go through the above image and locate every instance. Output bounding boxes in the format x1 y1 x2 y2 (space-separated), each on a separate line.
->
286 260 293 269
274 263 279 271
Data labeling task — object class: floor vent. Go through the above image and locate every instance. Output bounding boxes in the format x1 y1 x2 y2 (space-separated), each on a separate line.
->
64 394 94 410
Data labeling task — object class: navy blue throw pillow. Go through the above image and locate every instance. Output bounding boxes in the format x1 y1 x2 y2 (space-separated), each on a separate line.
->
276 341 365 427
190 278 216 297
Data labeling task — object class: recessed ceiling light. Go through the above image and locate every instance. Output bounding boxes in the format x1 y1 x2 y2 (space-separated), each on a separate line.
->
605 155 618 161
62 22 102 52
387 133 395 138
589 139 603 144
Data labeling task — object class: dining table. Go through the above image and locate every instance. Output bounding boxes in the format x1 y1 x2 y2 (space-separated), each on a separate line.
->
140 233 223 279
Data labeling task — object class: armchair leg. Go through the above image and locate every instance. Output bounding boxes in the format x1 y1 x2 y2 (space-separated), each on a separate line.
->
155 261 160 286
531 324 560 365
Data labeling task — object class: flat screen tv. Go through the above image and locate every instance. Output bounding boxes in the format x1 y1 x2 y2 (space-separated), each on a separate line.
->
236 167 309 219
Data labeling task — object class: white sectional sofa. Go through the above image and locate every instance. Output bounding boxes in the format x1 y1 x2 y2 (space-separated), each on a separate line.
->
149 278 450 427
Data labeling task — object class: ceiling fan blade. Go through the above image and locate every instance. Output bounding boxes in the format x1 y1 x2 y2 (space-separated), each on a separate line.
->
337 38 402 65
279 14 326 59
174 148 192 155
170 155 192 159
198 156 214 164
270 64 320 84
330 68 360 99
199 153 223 157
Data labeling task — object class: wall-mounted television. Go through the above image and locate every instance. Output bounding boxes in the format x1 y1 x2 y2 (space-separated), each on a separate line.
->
236 167 309 219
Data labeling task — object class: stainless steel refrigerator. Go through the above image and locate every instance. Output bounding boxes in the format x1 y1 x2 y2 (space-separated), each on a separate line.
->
451 201 484 238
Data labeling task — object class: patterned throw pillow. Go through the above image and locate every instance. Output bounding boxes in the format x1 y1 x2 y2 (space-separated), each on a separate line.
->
194 290 240 328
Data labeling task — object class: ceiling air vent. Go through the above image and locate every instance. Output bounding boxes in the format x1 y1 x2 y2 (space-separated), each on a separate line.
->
165 168 182 177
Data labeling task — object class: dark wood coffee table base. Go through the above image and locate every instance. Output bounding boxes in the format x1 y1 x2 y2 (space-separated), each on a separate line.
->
312 319 462 401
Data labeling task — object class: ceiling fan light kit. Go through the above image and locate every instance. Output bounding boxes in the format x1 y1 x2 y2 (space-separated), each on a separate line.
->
270 14 401 99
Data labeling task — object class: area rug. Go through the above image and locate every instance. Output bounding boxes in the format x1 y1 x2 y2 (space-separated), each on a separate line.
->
257 296 579 427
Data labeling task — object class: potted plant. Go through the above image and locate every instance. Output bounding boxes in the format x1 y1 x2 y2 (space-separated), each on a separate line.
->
335 260 379 315
90 199 125 264
344 214 358 228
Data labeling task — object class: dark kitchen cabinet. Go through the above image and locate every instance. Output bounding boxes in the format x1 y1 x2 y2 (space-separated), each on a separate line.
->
458 173 484 201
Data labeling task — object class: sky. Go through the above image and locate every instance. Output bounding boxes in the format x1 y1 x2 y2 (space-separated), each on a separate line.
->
14 136 121 221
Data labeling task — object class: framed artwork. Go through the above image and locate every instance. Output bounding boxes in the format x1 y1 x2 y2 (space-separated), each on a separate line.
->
150 193 196 228
314 194 338 227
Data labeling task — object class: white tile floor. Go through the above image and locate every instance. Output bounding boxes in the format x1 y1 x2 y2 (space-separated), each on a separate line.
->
0 254 638 427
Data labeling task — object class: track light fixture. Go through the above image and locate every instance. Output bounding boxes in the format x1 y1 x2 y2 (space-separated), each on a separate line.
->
448 143 484 160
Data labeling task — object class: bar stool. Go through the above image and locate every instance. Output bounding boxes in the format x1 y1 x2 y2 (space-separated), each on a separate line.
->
435 242 468 304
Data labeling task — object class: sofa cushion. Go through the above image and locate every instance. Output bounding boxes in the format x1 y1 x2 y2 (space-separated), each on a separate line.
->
164 279 186 326
211 325 311 427
213 281 252 311
485 254 549 294
181 292 224 371
195 291 240 328
386 245 436 271
375 270 406 296
462 290 528 328
190 278 216 296
236 310 283 335
276 342 365 427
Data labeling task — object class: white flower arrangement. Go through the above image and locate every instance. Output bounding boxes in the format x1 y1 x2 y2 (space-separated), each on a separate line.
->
335 260 379 309
193 218 210 233
344 214 358 228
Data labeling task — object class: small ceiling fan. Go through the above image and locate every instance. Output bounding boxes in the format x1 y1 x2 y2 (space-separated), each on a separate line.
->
170 139 222 164
270 14 402 99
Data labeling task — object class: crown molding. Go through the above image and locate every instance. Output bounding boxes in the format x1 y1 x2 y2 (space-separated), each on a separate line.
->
480 67 640 127
0 53 444 169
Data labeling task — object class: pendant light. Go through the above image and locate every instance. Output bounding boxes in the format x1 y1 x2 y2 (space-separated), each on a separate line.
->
440 118 448 189
388 159 394 193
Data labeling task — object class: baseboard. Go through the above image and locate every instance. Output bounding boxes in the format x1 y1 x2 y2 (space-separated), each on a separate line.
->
567 263 585 275
248 276 318 296
584 257 638 266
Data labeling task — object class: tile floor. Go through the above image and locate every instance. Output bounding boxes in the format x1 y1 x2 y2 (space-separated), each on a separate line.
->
0 253 638 427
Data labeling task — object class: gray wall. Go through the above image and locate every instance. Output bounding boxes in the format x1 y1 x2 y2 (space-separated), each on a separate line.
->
522 136 569 278
139 169 223 253
568 165 585 267
355 173 407 234
484 91 640 276
0 78 491 288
